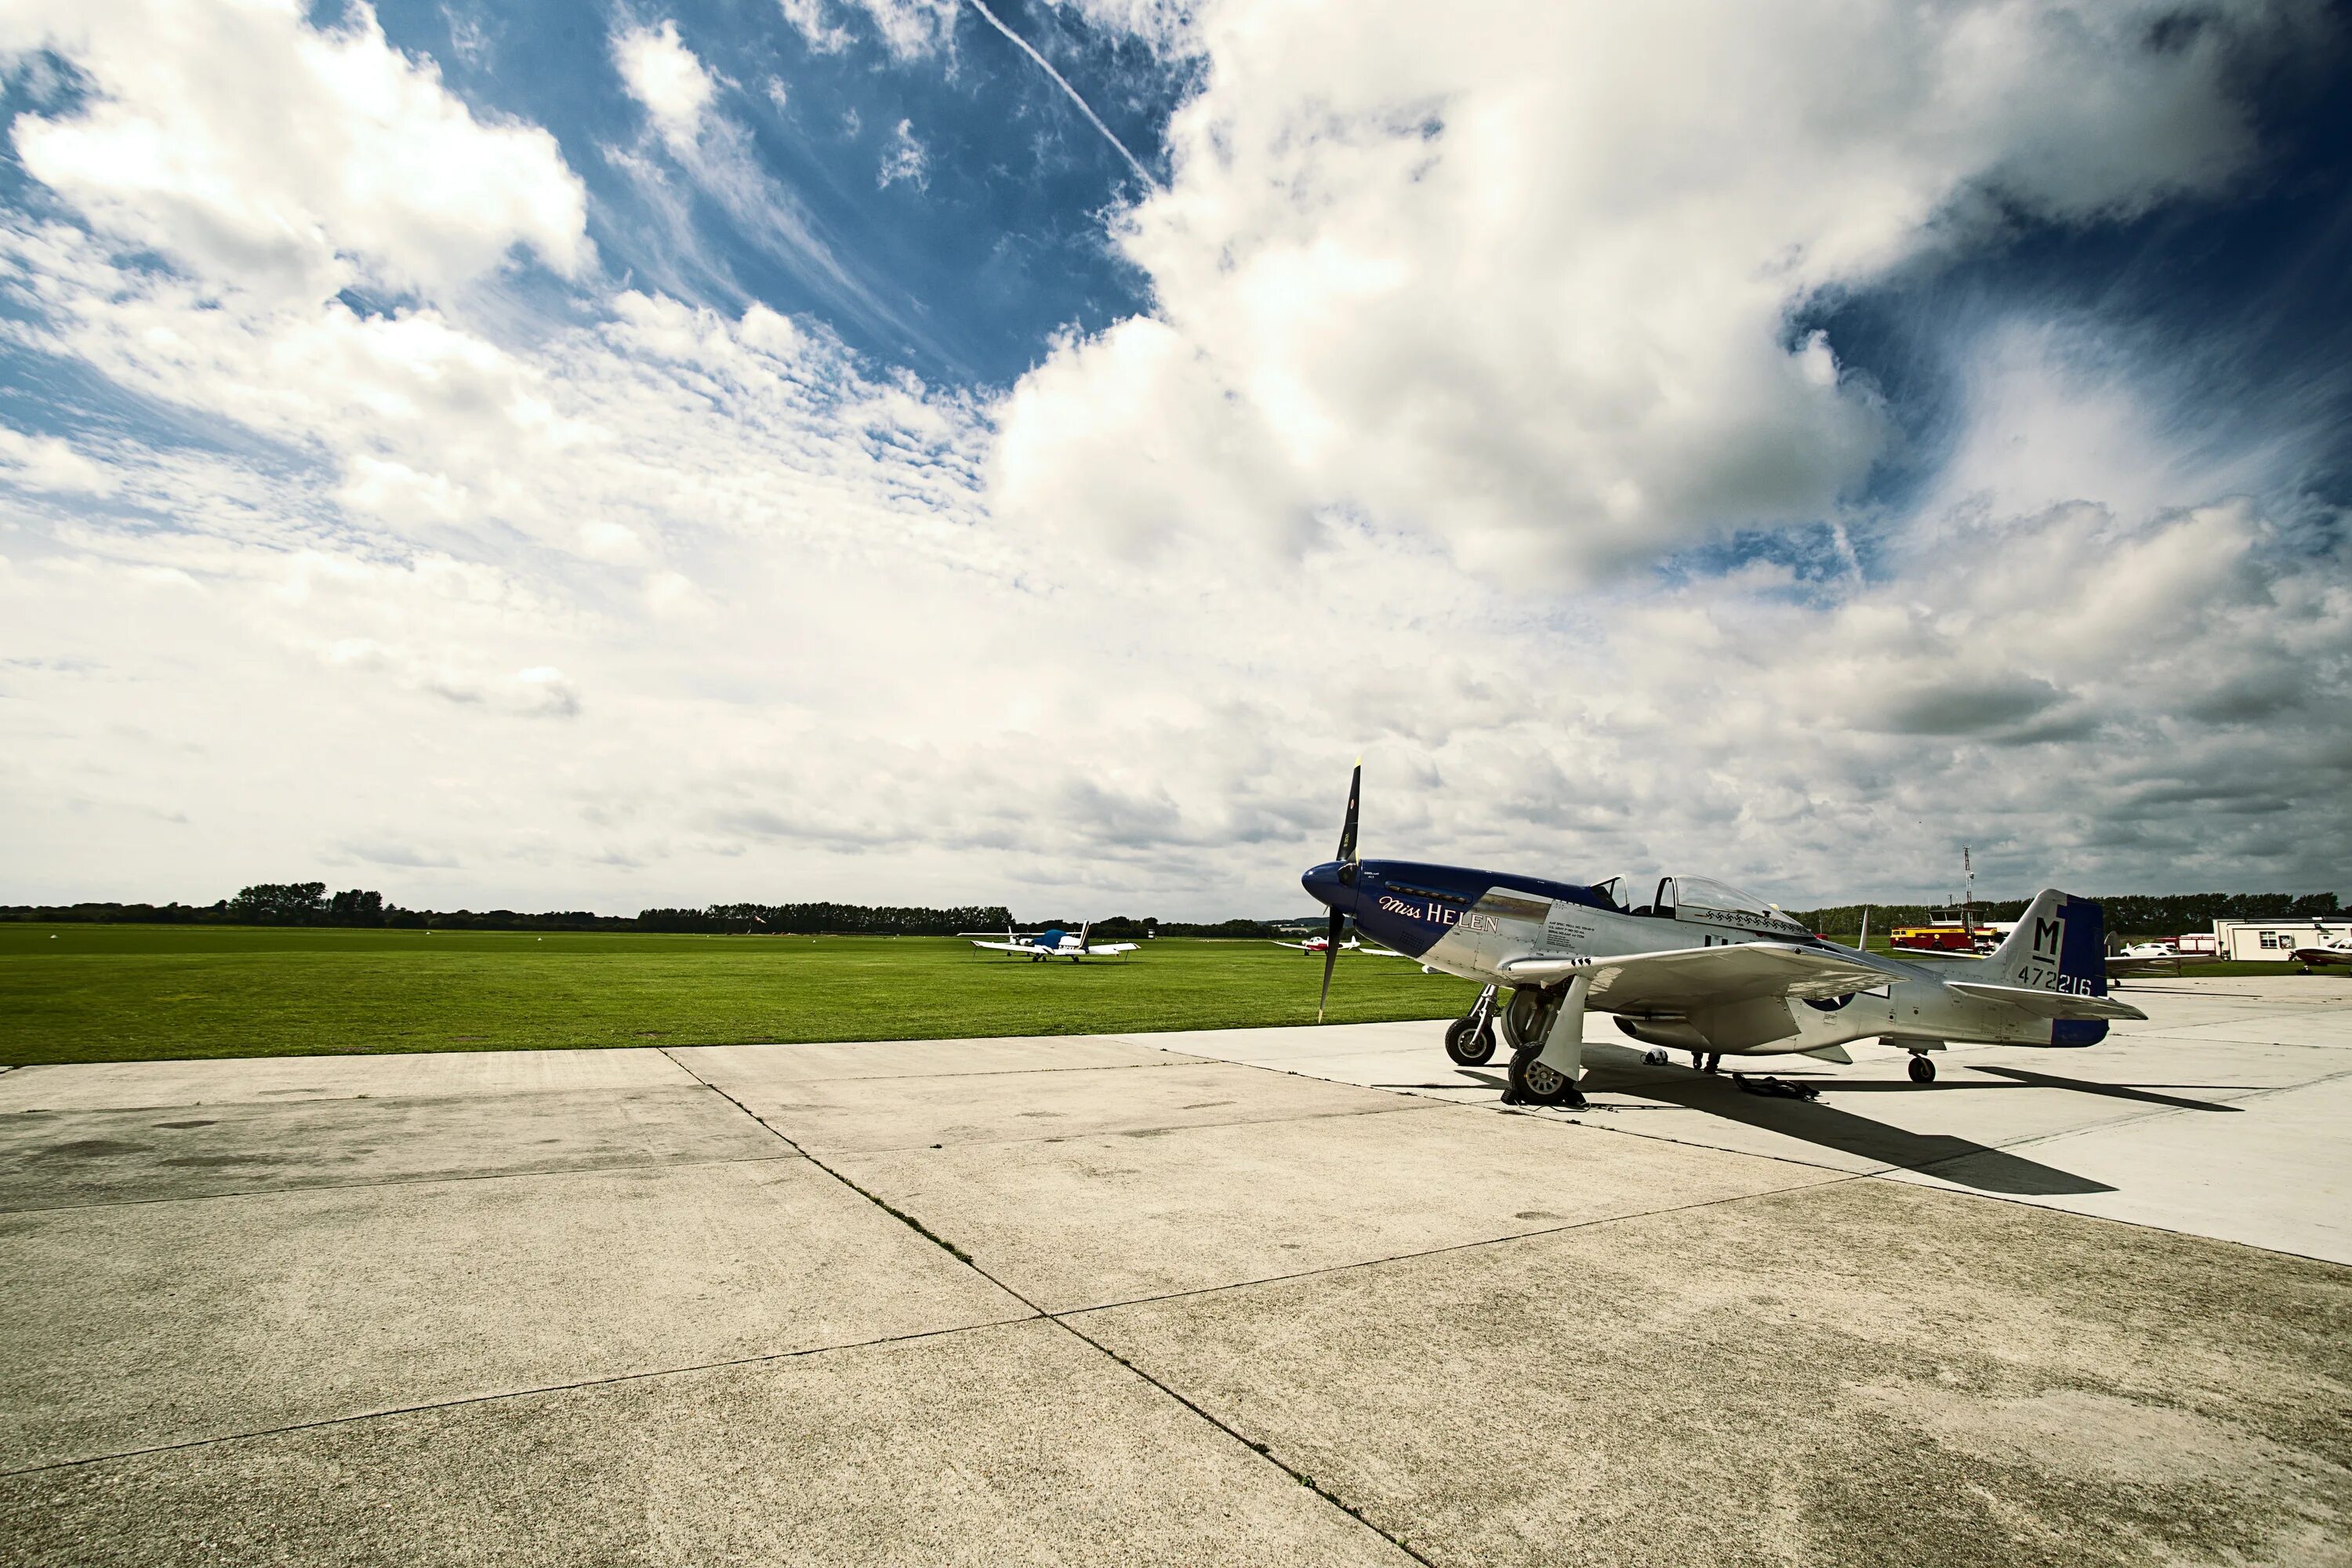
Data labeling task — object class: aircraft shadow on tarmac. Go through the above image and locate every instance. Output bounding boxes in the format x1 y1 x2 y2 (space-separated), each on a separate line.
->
1437 1047 2125 1197
1862 1063 2243 1114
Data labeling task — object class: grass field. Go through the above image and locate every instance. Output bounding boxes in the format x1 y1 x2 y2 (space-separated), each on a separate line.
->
0 925 1485 1066
1 924 2313 1068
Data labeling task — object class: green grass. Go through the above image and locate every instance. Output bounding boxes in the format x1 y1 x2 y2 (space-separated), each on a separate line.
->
0 925 1482 1066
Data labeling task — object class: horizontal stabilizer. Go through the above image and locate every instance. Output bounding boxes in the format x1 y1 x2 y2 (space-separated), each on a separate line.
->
1497 942 1886 1011
1944 979 2145 1021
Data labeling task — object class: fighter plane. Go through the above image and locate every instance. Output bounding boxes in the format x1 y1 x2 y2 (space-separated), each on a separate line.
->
1300 764 2145 1108
967 923 1138 963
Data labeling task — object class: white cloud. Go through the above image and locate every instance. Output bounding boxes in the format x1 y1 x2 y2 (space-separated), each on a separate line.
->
0 0 2342 919
612 18 718 158
992 0 2317 580
776 0 855 56
772 0 957 60
1047 0 1200 58
440 5 492 70
878 118 931 190
848 0 960 60
1 0 587 306
596 43 927 351
0 427 115 495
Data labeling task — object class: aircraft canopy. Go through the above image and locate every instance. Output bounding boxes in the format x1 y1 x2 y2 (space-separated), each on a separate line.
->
1657 876 1812 938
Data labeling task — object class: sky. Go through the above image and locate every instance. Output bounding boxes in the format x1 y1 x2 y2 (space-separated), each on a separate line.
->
0 0 2346 919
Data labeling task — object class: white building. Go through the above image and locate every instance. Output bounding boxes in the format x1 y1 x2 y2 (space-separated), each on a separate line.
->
2211 918 2351 961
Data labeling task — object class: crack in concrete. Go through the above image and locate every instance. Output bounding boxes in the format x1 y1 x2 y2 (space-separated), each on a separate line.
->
0 1150 805 1218
791 1094 1435 1159
661 1050 1205 1086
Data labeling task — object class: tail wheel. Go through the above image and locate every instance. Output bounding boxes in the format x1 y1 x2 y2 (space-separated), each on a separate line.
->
1444 1018 1497 1066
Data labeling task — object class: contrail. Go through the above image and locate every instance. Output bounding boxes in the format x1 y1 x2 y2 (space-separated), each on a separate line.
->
964 0 1162 191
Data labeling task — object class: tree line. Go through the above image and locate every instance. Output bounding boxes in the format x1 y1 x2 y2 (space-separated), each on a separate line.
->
0 885 1294 938
1792 891 2342 938
17 884 2332 940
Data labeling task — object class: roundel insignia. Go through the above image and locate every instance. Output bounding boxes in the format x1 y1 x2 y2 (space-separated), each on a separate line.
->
1802 993 1858 1013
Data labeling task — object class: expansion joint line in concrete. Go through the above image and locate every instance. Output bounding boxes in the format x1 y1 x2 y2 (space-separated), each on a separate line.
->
1059 1171 1860 1319
655 1047 1439 1568
0 1318 1025 1481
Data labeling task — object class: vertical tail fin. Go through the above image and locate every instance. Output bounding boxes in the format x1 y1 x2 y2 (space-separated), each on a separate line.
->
1985 890 2108 996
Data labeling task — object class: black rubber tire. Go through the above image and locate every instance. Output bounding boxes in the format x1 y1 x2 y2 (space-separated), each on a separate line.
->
1507 1046 1585 1108
1908 1054 1936 1083
1445 1018 1497 1066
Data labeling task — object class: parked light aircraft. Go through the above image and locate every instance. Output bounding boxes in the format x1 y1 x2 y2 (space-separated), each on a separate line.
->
1300 765 2146 1109
1272 933 1406 956
967 923 1138 963
2291 931 2352 967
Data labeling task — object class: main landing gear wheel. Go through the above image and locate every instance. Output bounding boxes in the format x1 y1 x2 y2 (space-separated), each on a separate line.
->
1444 1016 1498 1066
1907 1054 1936 1083
1506 1046 1586 1109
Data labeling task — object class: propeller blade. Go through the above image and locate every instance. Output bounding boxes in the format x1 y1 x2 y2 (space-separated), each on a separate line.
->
1316 908 1345 1024
1335 760 1361 866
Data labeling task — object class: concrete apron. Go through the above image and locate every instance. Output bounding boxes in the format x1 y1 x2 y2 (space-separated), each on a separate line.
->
0 980 2346 1566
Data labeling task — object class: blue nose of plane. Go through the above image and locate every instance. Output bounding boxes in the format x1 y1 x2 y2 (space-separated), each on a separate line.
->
1301 860 1356 913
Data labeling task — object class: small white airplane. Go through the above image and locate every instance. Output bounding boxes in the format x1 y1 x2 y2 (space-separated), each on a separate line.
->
967 922 1138 963
1301 764 2146 1107
2290 931 2352 967
1272 932 1406 956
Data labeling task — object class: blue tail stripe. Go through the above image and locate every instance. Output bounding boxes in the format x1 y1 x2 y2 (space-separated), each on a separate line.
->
2060 896 2108 996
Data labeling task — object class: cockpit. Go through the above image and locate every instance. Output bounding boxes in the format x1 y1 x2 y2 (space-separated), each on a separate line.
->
1591 873 1809 937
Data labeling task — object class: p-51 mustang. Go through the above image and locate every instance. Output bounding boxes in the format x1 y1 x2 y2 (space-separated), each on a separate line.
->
967 923 1138 963
1301 765 2144 1108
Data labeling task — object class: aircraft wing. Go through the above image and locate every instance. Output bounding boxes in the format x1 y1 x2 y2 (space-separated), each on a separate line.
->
1944 980 2147 1021
969 940 1034 955
2104 953 2178 978
1085 943 1140 956
1495 942 1886 1009
1271 942 1312 950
